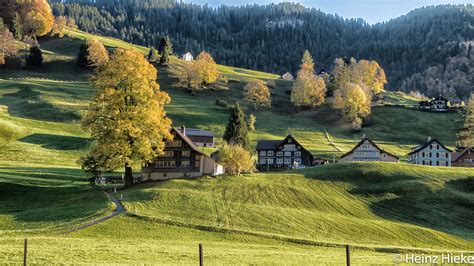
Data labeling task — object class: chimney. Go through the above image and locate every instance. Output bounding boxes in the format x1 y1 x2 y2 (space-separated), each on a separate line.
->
181 125 186 135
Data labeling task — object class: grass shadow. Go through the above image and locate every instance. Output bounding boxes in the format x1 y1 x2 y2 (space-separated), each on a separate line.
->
0 84 81 122
20 133 90 150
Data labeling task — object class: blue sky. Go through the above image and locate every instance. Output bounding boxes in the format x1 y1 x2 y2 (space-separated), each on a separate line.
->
182 0 472 24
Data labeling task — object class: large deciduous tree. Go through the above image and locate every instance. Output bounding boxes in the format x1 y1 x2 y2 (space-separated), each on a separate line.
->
80 49 173 187
51 16 67 38
243 80 271 109
77 39 109 68
195 51 218 85
333 83 371 130
291 50 326 109
1 0 54 37
223 104 250 150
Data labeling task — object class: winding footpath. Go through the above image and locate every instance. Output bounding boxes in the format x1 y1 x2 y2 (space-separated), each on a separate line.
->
62 191 124 234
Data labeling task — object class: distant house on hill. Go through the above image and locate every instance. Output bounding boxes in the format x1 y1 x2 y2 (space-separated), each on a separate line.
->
141 128 224 181
418 96 450 112
256 135 314 171
451 147 474 167
178 126 214 147
182 52 194 62
339 136 399 163
407 137 452 166
282 72 294 81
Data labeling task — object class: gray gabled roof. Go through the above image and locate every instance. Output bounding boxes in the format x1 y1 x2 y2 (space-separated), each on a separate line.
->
407 138 453 155
256 140 281 150
179 128 214 137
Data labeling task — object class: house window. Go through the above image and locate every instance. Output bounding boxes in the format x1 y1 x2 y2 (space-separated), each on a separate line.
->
294 151 301 157
182 150 191 157
436 153 439 158
260 158 267 165
162 151 174 157
167 140 182 147
437 145 440 149
276 158 283 164
267 158 274 164
284 152 291 157
430 145 433 149
284 158 291 165
422 152 425 157
155 160 176 168
181 160 190 167
284 144 296 150
276 151 283 156
267 151 274 157
446 153 448 158
260 151 266 156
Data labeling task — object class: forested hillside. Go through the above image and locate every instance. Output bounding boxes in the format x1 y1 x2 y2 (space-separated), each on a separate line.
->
50 0 473 100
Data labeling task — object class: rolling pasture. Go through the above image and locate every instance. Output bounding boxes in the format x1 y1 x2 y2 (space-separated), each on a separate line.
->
0 31 472 264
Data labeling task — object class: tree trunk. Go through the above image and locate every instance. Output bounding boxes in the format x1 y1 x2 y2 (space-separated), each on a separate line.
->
124 164 133 187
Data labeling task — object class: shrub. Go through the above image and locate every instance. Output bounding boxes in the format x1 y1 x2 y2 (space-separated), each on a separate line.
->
216 99 228 108
216 144 255 176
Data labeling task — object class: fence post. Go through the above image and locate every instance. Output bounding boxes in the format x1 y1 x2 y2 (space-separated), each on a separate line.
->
345 244 350 266
23 238 28 266
199 243 203 266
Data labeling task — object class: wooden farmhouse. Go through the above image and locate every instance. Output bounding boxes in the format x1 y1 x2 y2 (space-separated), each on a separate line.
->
182 52 194 62
418 96 450 112
451 147 474 167
407 137 452 166
141 128 224 181
178 126 214 147
256 135 314 171
339 136 399 163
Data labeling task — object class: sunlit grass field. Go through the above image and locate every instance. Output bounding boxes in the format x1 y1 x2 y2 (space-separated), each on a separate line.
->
0 31 472 264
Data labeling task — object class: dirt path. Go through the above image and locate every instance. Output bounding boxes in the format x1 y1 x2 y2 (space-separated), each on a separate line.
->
62 191 124 234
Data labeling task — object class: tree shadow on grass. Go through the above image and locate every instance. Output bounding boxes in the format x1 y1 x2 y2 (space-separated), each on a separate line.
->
0 84 81 122
302 164 474 241
20 133 90 150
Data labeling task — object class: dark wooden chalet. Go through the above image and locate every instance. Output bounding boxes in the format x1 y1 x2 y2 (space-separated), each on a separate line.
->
141 128 223 181
256 135 314 171
452 147 474 167
418 96 449 112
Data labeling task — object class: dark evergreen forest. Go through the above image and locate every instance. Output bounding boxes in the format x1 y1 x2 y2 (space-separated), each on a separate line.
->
51 0 473 100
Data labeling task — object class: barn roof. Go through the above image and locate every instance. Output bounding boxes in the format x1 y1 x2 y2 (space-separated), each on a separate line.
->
256 140 281 150
340 136 399 159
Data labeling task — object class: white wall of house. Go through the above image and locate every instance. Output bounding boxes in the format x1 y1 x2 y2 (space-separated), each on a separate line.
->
408 142 452 166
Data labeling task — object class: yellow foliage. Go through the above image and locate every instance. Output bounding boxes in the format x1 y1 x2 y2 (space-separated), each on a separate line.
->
216 144 255 176
195 51 218 85
20 0 54 37
243 80 271 109
51 16 67 38
291 69 326 109
86 39 109 67
333 83 371 128
82 49 172 177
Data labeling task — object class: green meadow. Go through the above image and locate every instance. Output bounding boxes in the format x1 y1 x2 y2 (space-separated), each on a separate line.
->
0 30 472 264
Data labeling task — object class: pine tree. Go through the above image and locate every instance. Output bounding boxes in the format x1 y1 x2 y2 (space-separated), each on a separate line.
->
301 50 315 71
26 45 43 68
158 36 172 65
76 40 89 67
147 47 159 63
223 104 250 150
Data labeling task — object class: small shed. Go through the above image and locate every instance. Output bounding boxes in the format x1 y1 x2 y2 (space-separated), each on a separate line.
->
313 158 329 166
182 52 194 62
282 72 294 81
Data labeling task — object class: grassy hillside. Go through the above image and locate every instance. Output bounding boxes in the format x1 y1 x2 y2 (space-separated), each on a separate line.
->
0 31 472 264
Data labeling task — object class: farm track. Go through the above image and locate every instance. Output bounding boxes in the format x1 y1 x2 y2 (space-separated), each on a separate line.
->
61 192 124 234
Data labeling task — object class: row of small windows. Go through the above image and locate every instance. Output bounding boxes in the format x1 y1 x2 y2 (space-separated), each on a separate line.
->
260 158 301 165
260 151 301 157
166 140 182 147
423 160 447 166
420 152 448 158
155 160 199 168
162 150 192 157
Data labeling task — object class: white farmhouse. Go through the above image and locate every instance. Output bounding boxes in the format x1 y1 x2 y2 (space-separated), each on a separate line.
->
407 137 452 166
182 52 194 62
339 136 399 163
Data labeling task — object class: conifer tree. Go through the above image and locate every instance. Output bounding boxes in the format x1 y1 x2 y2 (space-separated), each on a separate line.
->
223 104 250 150
26 45 43 68
76 40 89 67
12 12 22 40
158 36 172 65
147 47 159 63
291 50 326 109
